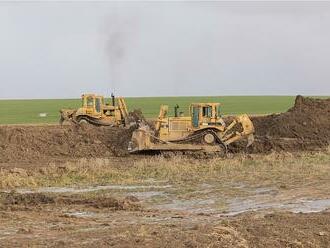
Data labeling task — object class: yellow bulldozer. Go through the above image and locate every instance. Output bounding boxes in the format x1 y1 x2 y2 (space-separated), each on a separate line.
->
128 103 255 153
60 94 132 127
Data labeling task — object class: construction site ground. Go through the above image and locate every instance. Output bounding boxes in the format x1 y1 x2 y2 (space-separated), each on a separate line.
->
0 96 330 247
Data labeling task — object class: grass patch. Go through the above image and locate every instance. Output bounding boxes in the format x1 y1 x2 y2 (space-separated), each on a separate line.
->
0 149 329 190
0 96 299 124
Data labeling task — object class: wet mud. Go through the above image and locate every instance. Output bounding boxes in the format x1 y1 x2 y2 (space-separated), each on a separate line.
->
0 183 330 247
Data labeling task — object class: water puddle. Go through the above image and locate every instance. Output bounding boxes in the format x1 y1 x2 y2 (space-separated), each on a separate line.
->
13 184 172 194
158 198 216 213
153 184 330 215
64 211 97 218
130 191 166 200
7 182 330 216
286 199 330 213
253 187 278 195
222 197 330 216
222 198 284 216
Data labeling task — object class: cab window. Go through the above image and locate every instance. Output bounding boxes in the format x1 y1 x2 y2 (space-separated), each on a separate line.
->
87 97 94 107
202 106 212 118
217 106 221 117
95 98 101 112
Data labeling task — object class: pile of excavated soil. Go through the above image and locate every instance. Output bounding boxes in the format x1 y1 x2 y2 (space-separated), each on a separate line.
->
248 96 330 153
0 125 136 164
58 195 140 210
128 109 146 124
0 192 141 211
0 192 55 206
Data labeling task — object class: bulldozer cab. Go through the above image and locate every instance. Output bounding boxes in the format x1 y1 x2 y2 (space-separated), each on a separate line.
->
82 94 103 117
190 103 221 128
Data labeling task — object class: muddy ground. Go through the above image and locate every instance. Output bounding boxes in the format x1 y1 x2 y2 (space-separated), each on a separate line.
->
0 96 329 247
0 181 330 247
0 150 329 247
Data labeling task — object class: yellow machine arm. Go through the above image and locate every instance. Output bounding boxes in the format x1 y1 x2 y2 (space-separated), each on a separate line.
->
221 114 255 147
117 97 129 119
155 105 169 132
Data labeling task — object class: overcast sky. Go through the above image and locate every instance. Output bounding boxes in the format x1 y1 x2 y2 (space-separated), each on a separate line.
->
0 1 329 99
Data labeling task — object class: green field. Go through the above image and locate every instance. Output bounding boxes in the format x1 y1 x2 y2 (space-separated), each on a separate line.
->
0 96 301 124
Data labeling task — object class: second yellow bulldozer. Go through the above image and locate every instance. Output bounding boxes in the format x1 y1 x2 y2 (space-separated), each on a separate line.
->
60 94 132 127
128 103 255 153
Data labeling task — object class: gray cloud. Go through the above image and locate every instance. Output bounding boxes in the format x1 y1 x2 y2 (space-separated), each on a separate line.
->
0 2 329 99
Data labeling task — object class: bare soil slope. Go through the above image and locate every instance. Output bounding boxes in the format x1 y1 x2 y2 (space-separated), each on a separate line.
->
249 95 330 153
0 125 135 163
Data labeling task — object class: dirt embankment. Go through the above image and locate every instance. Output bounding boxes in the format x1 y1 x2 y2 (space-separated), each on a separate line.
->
247 96 330 153
0 125 135 164
0 96 329 163
0 192 141 211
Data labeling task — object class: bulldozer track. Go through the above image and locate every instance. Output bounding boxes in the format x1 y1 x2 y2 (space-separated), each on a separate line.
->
153 129 228 153
77 116 117 127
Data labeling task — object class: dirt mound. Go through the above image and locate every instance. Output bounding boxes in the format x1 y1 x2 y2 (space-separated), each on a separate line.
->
0 124 136 163
89 195 140 210
249 96 330 153
57 195 139 210
128 109 146 124
0 192 55 206
0 192 141 211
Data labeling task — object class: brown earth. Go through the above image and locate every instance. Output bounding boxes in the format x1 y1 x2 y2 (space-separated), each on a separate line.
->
0 192 141 211
0 192 55 206
253 96 330 141
0 192 329 247
236 95 330 153
0 125 136 164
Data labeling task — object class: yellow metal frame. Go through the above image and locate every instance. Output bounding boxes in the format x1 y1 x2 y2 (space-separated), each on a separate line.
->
60 93 129 126
129 102 255 153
